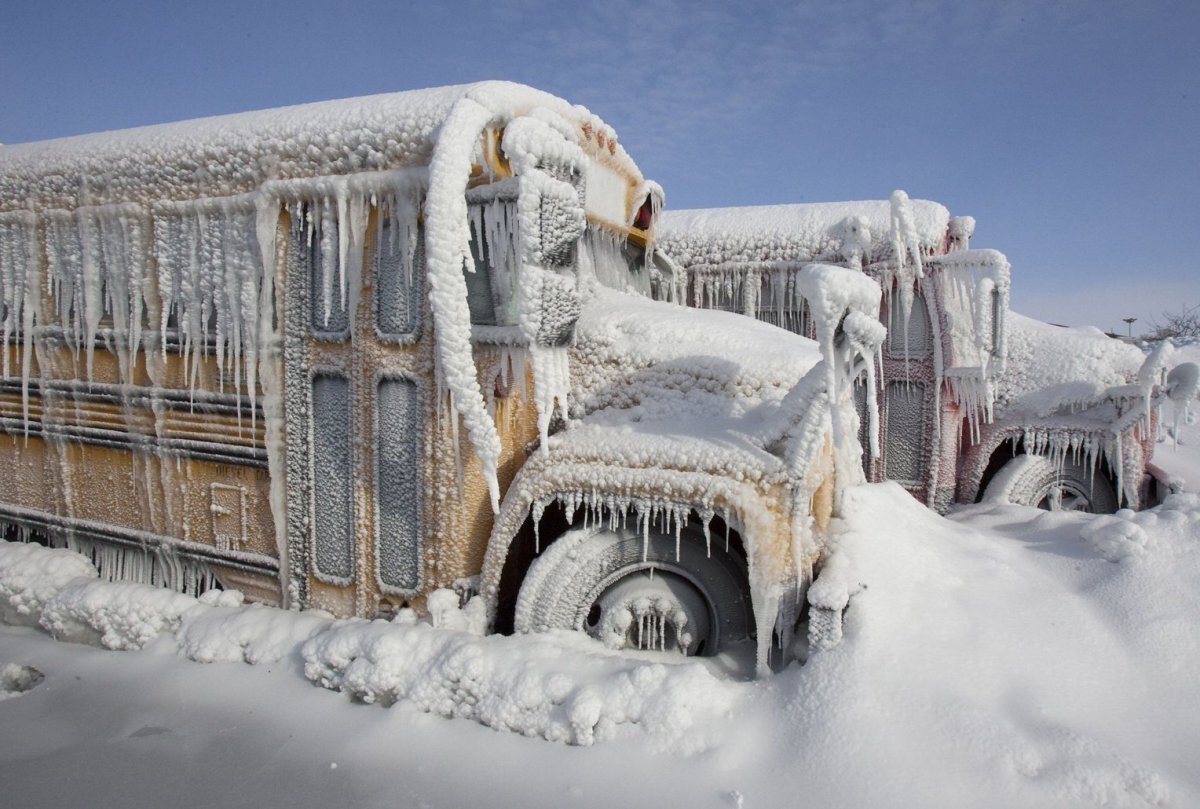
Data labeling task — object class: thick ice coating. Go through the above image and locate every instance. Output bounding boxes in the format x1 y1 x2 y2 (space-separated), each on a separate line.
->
0 82 649 595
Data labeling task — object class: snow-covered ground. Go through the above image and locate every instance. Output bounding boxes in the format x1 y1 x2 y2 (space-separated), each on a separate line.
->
2 348 1199 809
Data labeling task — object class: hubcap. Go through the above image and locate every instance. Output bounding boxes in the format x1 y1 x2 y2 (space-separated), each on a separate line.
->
584 569 712 655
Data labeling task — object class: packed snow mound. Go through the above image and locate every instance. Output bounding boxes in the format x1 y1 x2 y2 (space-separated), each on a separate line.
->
0 663 43 700
0 542 97 627
300 618 737 748
425 587 490 635
1080 510 1151 562
9 477 1200 804
998 312 1145 416
175 601 331 665
1081 491 1200 562
40 579 201 650
0 541 740 749
657 198 950 268
758 482 1192 807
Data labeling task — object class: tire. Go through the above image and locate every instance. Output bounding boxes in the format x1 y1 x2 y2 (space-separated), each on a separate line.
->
984 454 1119 513
513 523 753 657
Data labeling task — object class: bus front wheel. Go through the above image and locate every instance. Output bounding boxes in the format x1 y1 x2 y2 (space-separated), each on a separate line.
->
512 523 753 657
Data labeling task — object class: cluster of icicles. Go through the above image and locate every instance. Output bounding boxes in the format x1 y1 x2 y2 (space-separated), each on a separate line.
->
1021 422 1142 508
532 492 714 559
0 177 427 412
0 521 220 597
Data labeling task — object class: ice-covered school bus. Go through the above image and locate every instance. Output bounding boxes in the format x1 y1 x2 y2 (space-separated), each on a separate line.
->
0 82 881 673
657 194 1197 514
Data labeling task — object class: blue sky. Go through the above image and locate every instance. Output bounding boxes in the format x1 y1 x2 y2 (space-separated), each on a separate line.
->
2 0 1196 334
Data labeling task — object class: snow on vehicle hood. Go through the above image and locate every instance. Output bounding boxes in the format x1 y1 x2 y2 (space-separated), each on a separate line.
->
997 311 1146 418
572 286 821 418
657 198 950 269
540 286 827 481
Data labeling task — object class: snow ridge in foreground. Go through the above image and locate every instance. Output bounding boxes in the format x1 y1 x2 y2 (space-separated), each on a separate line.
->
302 620 734 747
4 478 1200 802
0 539 736 748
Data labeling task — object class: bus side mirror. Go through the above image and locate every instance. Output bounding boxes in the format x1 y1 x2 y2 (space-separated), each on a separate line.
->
536 180 585 269
535 272 580 346
520 169 585 347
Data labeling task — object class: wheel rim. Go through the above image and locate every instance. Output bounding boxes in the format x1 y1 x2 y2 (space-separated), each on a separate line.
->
583 567 714 654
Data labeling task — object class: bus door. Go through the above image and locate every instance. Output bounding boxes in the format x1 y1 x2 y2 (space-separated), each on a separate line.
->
286 197 425 616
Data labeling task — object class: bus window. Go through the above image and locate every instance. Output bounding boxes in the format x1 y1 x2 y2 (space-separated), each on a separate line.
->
465 219 499 325
375 216 422 340
581 228 651 297
299 202 350 340
374 375 422 593
757 271 812 336
887 292 932 357
884 381 927 483
311 371 354 581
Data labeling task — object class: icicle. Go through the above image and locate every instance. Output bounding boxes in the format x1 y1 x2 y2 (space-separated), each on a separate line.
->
336 191 350 313
864 355 880 458
889 190 924 280
0 214 36 415
318 198 335 329
0 214 33 381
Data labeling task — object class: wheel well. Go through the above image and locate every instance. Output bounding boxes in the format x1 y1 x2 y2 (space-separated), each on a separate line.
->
974 435 1120 503
492 502 749 637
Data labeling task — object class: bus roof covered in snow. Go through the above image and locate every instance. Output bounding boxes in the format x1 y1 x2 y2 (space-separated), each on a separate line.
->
0 81 644 213
657 198 951 269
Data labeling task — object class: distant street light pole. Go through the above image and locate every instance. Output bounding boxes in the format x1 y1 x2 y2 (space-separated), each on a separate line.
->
1123 317 1137 337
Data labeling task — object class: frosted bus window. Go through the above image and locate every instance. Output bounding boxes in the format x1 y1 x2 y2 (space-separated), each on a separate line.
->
374 376 422 592
46 208 151 336
154 203 258 348
464 221 498 325
884 381 926 483
311 373 354 581
300 203 349 340
374 218 422 339
887 292 932 356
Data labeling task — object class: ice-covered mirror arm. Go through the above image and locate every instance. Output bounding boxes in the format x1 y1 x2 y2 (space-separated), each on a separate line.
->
790 263 883 447
424 94 507 513
1137 339 1174 427
1165 362 1200 447
947 215 976 252
500 112 587 455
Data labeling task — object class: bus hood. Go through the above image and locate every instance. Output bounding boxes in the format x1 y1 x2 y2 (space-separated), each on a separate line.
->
570 287 823 426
